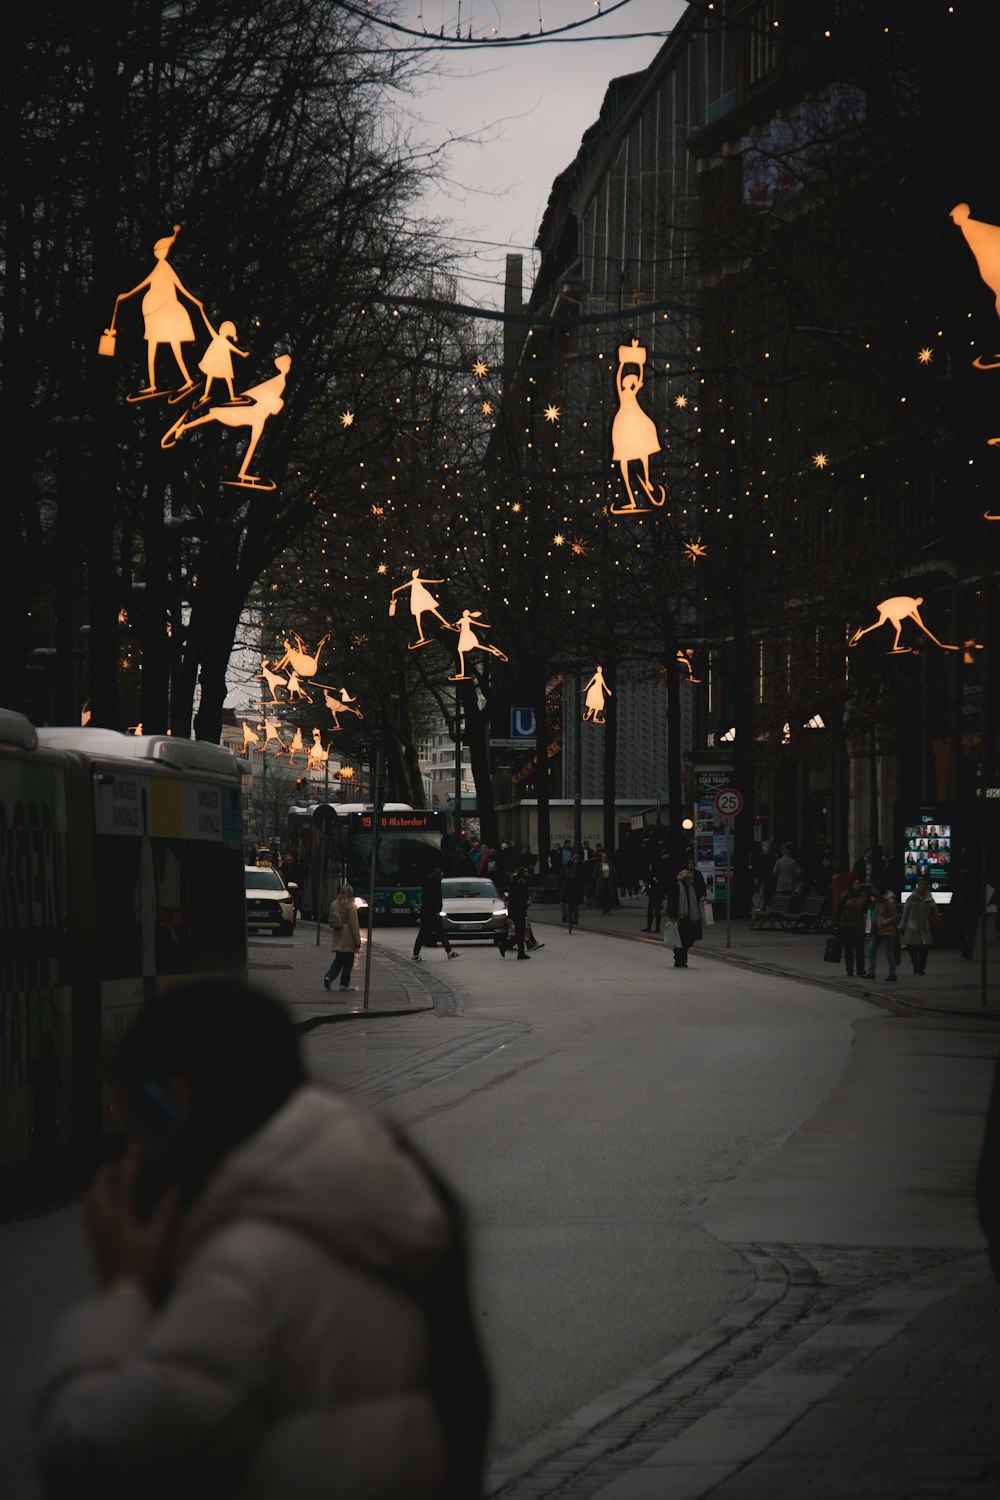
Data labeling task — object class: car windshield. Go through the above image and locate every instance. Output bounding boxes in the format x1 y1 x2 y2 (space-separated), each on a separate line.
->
442 879 499 900
245 869 285 891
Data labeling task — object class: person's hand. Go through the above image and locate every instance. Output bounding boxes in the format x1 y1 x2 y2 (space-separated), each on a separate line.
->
85 1141 181 1294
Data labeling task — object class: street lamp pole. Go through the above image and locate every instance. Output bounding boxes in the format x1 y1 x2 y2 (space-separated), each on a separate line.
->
573 673 582 853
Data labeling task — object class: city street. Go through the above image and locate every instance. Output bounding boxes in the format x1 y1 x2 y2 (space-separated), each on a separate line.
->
1 907 997 1499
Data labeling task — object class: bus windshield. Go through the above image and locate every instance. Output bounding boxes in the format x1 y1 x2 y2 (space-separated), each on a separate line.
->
351 828 445 886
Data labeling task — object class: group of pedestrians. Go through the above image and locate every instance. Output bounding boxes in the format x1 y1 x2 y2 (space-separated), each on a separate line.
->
832 870 943 981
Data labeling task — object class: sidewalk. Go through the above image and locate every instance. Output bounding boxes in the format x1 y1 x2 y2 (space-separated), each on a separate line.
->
248 917 464 1028
525 896 1000 1021
490 895 1000 1499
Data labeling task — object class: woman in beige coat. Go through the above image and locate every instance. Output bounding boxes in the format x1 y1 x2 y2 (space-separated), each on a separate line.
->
899 878 938 975
325 882 362 992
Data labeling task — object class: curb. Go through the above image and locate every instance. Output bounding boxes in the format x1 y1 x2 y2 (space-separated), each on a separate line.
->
487 1247 991 1499
290 942 467 1029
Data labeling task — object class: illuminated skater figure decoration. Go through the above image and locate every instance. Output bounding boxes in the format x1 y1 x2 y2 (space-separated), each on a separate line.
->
307 729 330 771
677 648 702 684
322 686 364 730
161 354 291 491
195 318 251 406
273 632 330 682
389 569 458 649
102 225 209 401
284 668 313 704
241 721 263 752
951 204 1000 326
611 340 666 514
449 609 509 682
284 727 306 765
848 596 958 655
582 664 612 724
255 660 288 703
261 714 287 752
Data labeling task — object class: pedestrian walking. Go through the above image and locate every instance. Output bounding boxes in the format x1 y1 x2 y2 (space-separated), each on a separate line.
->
853 846 875 890
664 864 703 968
898 878 939 975
867 880 899 980
592 847 615 913
954 852 980 959
413 868 460 961
772 842 801 895
323 881 362 992
500 867 531 959
640 864 664 932
33 981 491 1500
561 853 587 928
834 874 868 977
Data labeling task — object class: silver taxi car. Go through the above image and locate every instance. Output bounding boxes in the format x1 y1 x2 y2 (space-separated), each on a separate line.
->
244 865 297 937
440 877 507 944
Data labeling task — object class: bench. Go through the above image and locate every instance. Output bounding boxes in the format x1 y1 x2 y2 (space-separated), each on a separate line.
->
749 892 794 930
784 894 831 933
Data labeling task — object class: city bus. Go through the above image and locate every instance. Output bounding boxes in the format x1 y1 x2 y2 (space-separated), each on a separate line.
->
286 803 449 920
1 711 248 1193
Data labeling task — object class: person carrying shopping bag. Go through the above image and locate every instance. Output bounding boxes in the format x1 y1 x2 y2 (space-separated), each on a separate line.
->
664 865 703 968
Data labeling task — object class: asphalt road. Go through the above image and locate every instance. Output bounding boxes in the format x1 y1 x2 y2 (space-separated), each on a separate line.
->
2 918 993 1499
305 923 875 1459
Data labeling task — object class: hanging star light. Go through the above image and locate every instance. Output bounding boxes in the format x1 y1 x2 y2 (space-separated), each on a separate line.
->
917 347 934 364
812 452 829 469
339 410 355 427
848 595 959 655
376 562 388 575
674 394 689 408
544 404 561 423
511 501 522 513
570 538 587 555
370 503 384 516
481 400 494 415
683 537 708 565
472 359 489 379
553 533 566 546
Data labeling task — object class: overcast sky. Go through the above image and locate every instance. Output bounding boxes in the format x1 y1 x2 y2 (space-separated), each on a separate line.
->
398 0 688 304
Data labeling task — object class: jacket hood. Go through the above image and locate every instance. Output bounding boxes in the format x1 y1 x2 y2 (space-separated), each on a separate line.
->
171 1085 450 1286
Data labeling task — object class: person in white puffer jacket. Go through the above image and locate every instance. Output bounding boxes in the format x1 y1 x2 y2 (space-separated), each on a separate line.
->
33 983 489 1500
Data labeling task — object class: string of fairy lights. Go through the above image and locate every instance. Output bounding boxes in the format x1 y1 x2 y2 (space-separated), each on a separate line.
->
252 179 998 743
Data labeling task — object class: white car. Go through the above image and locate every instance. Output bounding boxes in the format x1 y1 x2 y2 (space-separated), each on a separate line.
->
439 877 508 944
244 865 297 937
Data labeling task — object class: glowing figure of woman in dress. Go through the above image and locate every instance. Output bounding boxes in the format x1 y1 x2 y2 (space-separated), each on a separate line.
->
449 609 509 681
582 665 612 724
112 225 208 399
611 340 666 513
389 569 457 648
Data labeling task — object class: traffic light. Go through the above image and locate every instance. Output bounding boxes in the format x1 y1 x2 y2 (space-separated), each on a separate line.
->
295 777 305 790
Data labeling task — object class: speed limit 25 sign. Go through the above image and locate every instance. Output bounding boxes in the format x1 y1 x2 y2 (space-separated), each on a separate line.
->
714 787 743 819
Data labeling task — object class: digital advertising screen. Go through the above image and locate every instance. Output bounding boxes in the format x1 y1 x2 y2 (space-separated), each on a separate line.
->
898 806 953 903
